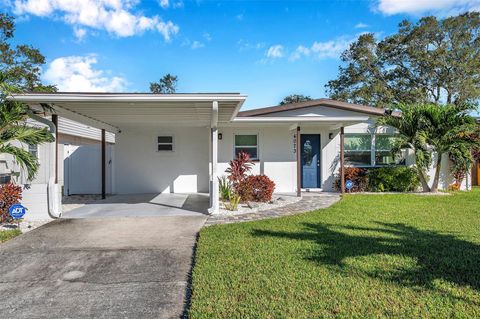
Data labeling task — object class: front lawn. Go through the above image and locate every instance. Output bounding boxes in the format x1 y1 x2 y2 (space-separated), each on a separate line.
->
0 228 21 243
189 189 480 318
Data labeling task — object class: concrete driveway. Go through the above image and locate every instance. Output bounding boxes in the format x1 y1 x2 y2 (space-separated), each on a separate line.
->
0 215 207 318
63 193 210 218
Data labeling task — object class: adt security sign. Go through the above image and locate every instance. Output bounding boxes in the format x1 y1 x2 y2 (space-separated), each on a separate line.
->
345 180 354 191
9 204 26 220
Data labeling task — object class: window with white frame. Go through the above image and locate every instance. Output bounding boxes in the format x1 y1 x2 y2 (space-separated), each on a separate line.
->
345 133 406 167
375 134 406 166
344 134 372 166
234 134 258 160
157 136 174 151
28 144 38 158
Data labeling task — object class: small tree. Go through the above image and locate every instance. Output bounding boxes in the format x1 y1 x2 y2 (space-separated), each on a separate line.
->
378 103 479 192
150 74 178 94
279 94 312 105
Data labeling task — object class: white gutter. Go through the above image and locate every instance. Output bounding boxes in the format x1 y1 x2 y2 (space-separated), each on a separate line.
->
26 110 62 218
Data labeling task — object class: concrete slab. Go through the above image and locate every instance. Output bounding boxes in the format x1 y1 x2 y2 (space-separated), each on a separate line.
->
63 193 210 218
0 215 207 318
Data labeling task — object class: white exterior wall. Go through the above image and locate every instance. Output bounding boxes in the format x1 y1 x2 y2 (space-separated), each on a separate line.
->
218 126 297 193
114 125 210 194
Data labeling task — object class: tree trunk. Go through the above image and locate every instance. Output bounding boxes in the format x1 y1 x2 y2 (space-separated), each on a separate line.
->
416 165 431 192
430 154 443 193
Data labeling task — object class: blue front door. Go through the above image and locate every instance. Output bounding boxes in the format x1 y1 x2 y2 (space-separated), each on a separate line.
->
301 134 321 188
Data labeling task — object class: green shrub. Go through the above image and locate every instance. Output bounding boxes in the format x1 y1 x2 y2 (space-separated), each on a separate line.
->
368 167 420 192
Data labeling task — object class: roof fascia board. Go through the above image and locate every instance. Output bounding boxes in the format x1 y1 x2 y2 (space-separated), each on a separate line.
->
10 93 247 103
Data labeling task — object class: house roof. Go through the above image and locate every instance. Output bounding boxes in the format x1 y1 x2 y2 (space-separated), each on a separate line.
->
238 98 391 117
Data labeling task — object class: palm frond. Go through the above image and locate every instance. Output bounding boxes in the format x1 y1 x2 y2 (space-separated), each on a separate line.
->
0 144 39 180
0 125 54 145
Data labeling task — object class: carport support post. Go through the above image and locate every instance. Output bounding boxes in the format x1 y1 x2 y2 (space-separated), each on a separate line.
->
51 114 59 184
210 101 219 214
101 129 106 200
296 126 301 197
340 126 345 194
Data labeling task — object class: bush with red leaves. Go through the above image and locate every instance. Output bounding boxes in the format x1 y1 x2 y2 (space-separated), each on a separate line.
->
0 183 22 223
334 167 369 192
225 151 254 187
236 175 275 202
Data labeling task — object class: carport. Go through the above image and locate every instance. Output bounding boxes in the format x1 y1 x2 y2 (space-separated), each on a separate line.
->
12 93 247 217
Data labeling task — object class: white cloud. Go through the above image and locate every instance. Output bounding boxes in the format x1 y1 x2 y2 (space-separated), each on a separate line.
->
265 45 284 59
73 26 87 41
172 1 184 8
203 32 212 41
236 13 244 21
290 36 354 61
158 0 169 8
289 45 310 61
237 39 265 51
13 0 179 40
191 40 204 49
43 55 127 92
375 0 480 16
355 22 369 29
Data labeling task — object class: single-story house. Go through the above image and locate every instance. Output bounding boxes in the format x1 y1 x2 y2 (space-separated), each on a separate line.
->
10 92 474 219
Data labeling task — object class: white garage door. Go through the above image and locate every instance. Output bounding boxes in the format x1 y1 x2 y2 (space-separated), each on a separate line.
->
64 144 114 195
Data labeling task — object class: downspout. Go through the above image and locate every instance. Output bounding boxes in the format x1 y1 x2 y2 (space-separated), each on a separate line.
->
26 110 62 218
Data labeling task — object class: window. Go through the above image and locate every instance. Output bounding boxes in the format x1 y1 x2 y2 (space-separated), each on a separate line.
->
28 144 38 158
344 134 372 166
234 134 258 160
344 133 406 167
157 136 174 151
375 135 406 166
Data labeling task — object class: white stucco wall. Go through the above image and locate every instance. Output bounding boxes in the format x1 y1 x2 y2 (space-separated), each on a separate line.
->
114 125 210 194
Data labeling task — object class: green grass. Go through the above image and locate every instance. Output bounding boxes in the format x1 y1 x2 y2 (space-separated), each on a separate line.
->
189 189 480 318
0 228 21 243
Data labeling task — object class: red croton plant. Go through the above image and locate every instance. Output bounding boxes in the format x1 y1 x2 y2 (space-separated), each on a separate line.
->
225 151 276 202
0 183 22 223
225 151 253 187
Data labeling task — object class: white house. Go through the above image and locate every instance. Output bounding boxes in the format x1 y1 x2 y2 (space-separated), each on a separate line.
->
9 93 473 219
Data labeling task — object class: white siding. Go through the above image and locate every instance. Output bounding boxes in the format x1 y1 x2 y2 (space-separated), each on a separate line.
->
114 125 210 194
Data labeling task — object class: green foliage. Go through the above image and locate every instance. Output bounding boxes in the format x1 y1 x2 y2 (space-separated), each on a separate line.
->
368 167 420 192
0 72 55 180
218 176 232 201
0 13 55 92
149 73 178 93
377 103 479 192
224 193 241 211
335 166 420 192
334 167 369 192
279 94 312 105
326 12 480 109
0 229 21 243
190 189 480 318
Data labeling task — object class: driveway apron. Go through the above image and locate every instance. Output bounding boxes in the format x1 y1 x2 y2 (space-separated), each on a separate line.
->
0 215 206 319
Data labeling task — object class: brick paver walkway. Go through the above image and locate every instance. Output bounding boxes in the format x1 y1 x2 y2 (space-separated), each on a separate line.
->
205 192 341 225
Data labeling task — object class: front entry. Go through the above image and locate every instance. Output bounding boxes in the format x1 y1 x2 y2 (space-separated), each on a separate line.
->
301 134 321 188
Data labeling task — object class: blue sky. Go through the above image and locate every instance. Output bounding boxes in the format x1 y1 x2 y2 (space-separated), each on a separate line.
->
3 0 479 110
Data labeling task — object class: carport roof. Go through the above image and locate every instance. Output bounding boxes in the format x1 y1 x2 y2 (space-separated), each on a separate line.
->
11 92 247 133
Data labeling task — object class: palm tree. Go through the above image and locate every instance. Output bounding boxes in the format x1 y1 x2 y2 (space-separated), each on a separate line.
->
379 103 479 192
0 73 54 180
377 104 432 192
420 104 477 192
